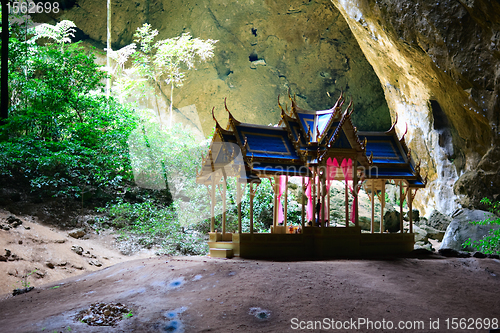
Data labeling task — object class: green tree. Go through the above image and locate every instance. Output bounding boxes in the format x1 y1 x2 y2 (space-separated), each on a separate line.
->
110 24 217 127
1 20 138 201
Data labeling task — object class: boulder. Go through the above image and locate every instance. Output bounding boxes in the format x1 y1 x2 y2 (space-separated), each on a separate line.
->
472 251 487 258
412 225 428 243
427 210 452 231
89 260 102 267
12 287 34 296
438 248 471 258
383 208 400 233
419 225 446 241
404 209 420 222
414 242 433 252
358 216 371 231
69 229 86 239
440 209 500 252
6 215 22 228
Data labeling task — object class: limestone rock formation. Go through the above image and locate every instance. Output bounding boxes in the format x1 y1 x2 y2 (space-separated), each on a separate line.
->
330 0 500 215
454 146 500 208
441 208 499 251
32 0 500 216
33 0 390 137
419 225 445 242
425 210 452 231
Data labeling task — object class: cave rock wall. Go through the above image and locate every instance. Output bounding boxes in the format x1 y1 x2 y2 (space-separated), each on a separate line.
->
331 0 500 216
32 0 500 216
36 0 390 135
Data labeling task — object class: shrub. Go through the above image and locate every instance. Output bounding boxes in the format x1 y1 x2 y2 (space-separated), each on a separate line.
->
463 198 500 254
1 24 138 202
96 199 207 256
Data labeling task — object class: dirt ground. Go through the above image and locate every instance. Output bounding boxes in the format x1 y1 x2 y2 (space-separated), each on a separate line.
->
0 209 156 297
0 211 499 333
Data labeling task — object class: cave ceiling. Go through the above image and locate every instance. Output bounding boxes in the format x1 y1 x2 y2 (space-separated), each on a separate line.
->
30 0 500 215
32 0 391 134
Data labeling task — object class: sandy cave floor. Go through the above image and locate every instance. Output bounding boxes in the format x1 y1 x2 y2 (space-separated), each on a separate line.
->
0 211 499 333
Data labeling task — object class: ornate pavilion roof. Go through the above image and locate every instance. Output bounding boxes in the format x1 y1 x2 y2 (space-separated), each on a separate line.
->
196 95 425 188
358 119 426 188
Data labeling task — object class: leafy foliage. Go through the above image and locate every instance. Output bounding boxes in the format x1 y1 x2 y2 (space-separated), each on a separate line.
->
110 24 217 126
1 21 139 201
463 198 500 254
8 41 109 139
29 20 77 47
95 199 207 256
87 121 211 255
1 19 216 256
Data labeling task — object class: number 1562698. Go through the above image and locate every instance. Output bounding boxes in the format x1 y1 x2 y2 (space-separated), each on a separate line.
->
7 2 60 15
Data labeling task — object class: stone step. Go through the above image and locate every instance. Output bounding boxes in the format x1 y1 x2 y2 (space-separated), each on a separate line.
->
207 241 234 250
209 248 234 258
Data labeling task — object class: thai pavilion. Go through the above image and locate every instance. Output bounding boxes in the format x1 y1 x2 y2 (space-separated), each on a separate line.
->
196 94 426 259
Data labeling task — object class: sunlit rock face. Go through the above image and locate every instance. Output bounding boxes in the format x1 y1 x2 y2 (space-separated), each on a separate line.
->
331 0 500 216
36 0 390 134
35 0 500 216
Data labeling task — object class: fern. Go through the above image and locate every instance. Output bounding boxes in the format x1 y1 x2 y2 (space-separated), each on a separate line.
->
29 20 76 47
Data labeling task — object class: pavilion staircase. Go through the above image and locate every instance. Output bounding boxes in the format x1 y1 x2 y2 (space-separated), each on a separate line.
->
208 232 240 258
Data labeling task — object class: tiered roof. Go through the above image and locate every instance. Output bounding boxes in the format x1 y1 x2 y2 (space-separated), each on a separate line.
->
358 119 426 188
196 95 425 187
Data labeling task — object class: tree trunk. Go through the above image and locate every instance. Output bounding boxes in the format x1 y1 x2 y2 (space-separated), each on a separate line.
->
169 83 174 128
1 0 10 123
106 0 111 98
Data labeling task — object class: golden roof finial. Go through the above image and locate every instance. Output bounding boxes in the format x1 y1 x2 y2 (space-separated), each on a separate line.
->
243 137 249 152
224 97 240 126
211 107 217 123
386 114 399 134
400 123 408 142
294 133 301 146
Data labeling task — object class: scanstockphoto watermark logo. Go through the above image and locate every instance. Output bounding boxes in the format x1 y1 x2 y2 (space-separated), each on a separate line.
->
127 124 246 225
290 318 427 331
127 122 381 224
290 317 499 331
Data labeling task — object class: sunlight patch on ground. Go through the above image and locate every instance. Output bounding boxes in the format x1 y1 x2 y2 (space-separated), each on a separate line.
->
249 307 271 320
192 274 203 281
162 306 187 333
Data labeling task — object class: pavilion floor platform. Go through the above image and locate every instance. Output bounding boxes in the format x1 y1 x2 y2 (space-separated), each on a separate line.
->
208 227 415 260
